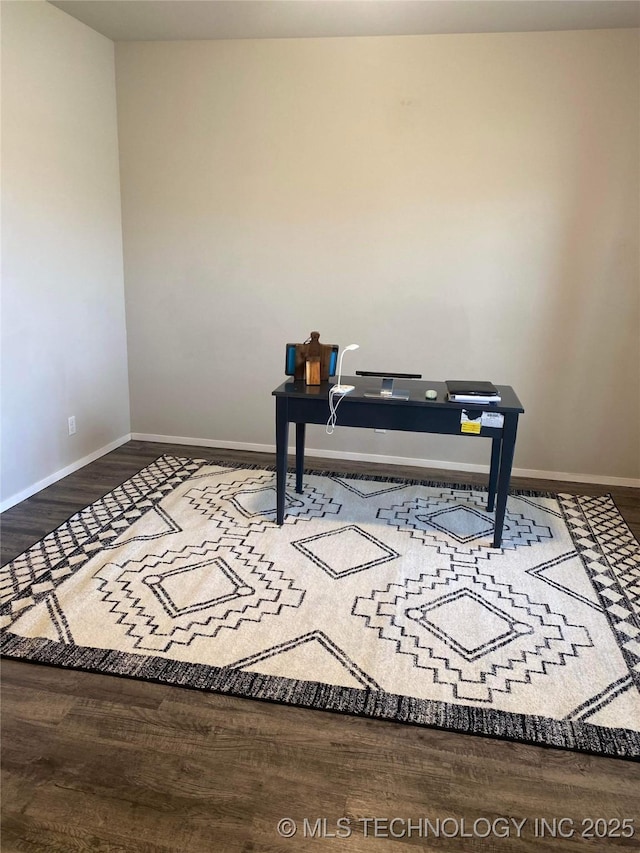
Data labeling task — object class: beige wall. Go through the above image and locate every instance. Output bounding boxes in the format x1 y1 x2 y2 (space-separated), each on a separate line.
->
116 29 639 481
1 0 130 507
3 17 637 496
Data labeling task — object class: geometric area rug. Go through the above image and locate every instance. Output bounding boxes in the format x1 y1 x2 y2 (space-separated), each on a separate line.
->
2 456 639 759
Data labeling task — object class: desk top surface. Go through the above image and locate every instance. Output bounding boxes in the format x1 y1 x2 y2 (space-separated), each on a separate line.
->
273 377 524 413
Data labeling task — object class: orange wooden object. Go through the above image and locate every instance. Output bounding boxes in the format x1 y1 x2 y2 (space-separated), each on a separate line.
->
294 332 335 383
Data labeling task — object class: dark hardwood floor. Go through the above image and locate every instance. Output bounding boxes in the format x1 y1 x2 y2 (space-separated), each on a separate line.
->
2 441 639 852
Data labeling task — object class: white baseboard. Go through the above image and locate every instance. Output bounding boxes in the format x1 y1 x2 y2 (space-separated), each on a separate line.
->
0 434 132 513
131 433 640 489
5 430 635 516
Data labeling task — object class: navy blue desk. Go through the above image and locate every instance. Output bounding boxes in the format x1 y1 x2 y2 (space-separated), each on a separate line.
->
272 377 524 548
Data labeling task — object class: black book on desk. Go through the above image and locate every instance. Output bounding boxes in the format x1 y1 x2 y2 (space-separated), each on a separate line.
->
445 380 501 403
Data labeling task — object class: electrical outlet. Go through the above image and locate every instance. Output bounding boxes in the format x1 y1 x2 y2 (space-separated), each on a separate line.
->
68 416 76 436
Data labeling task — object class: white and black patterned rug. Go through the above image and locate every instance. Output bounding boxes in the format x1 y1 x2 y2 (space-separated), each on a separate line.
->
2 456 639 758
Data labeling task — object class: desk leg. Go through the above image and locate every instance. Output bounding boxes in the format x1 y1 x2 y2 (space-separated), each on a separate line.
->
295 423 306 494
487 436 502 512
276 398 289 525
492 415 518 548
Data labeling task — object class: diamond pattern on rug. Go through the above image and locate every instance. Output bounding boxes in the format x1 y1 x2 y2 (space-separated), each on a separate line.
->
353 562 593 703
229 629 381 690
183 472 340 531
144 558 254 617
100 506 182 549
292 525 399 578
418 505 495 544
0 456 202 615
559 493 640 683
92 538 305 653
329 476 414 499
378 490 553 556
2 459 638 758
527 552 603 611
408 588 534 661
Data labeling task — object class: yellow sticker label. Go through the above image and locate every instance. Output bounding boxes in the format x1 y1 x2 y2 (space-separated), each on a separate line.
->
460 411 482 434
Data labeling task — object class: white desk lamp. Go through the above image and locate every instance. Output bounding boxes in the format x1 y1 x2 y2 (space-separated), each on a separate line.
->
333 344 359 395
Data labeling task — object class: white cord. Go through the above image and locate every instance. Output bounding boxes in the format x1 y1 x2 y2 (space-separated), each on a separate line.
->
326 386 348 434
326 343 359 433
